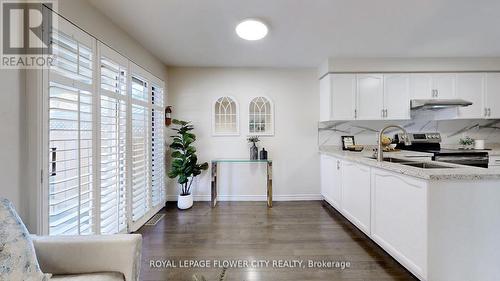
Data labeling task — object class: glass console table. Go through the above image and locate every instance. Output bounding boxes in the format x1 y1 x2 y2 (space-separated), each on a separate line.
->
211 159 272 208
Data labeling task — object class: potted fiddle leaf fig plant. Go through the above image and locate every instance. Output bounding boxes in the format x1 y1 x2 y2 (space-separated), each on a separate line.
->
168 119 208 209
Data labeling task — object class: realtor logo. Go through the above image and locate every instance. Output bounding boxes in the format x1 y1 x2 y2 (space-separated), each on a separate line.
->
1 0 56 68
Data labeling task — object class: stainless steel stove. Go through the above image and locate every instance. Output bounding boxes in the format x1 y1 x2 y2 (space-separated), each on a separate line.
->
394 132 489 168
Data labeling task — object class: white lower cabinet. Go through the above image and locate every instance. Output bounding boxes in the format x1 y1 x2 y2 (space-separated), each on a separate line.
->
371 168 427 280
341 161 371 235
320 154 500 281
320 155 427 280
320 154 342 209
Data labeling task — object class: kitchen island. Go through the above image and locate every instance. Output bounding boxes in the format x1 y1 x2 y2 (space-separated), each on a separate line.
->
319 145 500 281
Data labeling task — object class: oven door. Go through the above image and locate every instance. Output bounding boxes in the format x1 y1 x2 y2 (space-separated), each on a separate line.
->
434 155 489 168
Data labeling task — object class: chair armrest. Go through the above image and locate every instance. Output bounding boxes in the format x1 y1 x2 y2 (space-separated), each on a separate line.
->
32 234 142 281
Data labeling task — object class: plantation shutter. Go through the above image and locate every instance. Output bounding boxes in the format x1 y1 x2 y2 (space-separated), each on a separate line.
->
47 19 96 235
130 69 151 223
99 44 129 234
151 84 166 206
44 12 167 235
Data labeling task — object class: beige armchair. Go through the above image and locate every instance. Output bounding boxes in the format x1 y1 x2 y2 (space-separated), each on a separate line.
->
32 234 142 281
0 197 143 281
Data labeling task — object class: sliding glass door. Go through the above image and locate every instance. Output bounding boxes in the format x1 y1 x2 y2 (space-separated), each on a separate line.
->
44 12 166 235
128 64 167 231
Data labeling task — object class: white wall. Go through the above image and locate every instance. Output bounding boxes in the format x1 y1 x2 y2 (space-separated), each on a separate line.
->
167 67 320 201
0 69 26 218
59 0 167 79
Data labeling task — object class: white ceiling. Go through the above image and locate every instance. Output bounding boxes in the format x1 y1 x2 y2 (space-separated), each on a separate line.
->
89 0 500 68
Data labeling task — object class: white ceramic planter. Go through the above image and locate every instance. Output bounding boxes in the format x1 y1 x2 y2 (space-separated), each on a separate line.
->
177 194 193 210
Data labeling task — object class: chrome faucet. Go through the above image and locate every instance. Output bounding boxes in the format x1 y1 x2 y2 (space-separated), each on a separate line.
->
376 125 412 162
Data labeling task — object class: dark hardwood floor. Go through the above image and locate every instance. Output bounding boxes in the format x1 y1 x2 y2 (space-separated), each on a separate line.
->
136 201 418 281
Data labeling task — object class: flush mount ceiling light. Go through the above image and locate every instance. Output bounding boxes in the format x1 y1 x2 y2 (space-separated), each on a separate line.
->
235 19 268 41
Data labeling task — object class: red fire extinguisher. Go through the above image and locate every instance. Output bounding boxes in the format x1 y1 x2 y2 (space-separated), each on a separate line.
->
165 106 172 126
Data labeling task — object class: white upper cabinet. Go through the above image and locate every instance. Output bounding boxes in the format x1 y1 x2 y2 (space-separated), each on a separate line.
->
410 73 456 99
357 74 411 120
384 74 411 120
331 74 357 120
320 74 356 121
319 75 332 121
456 73 485 119
410 73 433 99
432 73 456 99
320 71 496 121
357 74 384 120
485 73 500 119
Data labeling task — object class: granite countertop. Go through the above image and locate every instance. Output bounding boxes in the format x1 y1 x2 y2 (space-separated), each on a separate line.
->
319 145 500 181
489 145 500 156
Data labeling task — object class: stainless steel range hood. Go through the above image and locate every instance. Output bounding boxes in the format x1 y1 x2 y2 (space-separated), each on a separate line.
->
410 99 473 110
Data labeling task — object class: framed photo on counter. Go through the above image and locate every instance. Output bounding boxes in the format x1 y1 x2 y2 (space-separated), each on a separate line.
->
341 136 355 150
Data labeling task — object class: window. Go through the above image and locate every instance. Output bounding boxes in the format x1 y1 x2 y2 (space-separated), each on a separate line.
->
249 96 274 135
47 23 96 235
213 96 239 135
43 13 166 235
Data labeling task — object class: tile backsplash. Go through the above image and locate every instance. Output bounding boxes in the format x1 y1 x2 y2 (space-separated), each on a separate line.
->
319 119 500 147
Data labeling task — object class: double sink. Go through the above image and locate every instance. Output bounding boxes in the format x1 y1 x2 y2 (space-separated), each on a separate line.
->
370 157 458 169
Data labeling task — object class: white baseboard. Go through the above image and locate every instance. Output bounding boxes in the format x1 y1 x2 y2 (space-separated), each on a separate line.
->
166 194 322 202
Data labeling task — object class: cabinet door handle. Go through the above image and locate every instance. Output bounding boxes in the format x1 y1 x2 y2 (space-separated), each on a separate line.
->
488 108 492 117
432 89 438 97
384 109 388 117
381 109 384 118
354 109 357 119
336 160 340 170
485 108 489 117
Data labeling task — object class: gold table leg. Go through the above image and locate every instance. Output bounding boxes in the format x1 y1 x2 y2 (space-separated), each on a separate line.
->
267 161 272 208
211 162 217 208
